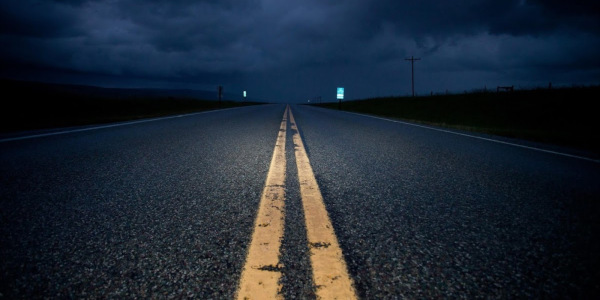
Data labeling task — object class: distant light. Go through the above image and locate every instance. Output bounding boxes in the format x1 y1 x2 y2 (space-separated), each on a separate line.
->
243 91 247 98
337 87 344 100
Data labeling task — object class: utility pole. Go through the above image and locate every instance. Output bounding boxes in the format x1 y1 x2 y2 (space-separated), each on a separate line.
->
218 85 223 106
405 56 421 97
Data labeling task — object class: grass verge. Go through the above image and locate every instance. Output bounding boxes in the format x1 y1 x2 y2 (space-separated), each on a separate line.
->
314 86 600 154
1 79 262 133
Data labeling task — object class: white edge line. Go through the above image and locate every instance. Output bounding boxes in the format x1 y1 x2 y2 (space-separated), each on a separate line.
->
343 111 600 164
0 106 245 143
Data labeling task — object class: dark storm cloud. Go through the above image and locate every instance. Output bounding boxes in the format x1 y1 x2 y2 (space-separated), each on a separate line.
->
357 0 600 37
1 0 599 101
0 1 83 37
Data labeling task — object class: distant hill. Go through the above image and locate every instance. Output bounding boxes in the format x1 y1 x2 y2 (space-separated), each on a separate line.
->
0 79 263 133
0 79 247 102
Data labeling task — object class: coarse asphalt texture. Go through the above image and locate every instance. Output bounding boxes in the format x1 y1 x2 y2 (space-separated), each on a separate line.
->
1 105 284 298
1 103 599 298
292 104 599 298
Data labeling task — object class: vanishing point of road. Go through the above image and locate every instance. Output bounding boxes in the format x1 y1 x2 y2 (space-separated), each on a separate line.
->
1 104 598 298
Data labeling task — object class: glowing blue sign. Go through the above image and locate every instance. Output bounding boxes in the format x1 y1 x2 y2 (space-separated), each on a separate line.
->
337 87 344 100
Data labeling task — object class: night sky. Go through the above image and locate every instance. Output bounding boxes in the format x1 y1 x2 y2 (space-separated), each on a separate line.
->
1 0 599 102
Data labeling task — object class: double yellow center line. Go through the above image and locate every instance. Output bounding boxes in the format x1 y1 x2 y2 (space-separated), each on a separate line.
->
236 105 357 299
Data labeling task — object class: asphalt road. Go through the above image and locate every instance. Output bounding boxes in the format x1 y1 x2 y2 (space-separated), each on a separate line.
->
1 104 599 298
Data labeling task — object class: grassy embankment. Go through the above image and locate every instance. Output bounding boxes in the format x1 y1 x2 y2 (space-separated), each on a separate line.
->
0 79 262 133
315 86 600 154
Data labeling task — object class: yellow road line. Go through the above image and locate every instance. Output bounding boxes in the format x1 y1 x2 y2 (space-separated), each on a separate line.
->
289 108 358 300
236 105 289 300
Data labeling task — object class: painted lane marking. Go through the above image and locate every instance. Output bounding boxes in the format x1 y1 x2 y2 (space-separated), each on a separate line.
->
0 106 250 143
343 111 600 164
289 108 358 299
236 105 289 300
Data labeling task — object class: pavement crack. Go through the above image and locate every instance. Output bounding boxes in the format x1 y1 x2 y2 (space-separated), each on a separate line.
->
309 242 331 249
256 264 283 272
267 184 286 188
